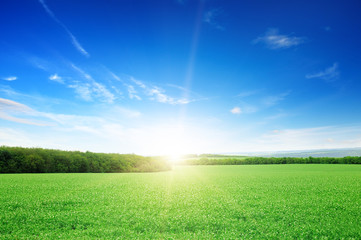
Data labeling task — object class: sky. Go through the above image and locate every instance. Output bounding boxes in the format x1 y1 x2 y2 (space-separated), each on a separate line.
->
1 0 361 155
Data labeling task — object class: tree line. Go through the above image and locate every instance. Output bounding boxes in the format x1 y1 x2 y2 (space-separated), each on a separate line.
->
0 146 171 173
183 156 361 165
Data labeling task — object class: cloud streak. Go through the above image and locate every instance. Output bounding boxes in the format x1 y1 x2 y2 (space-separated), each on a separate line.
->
38 0 89 57
0 97 139 128
0 98 49 126
49 74 64 84
236 89 261 98
1 76 17 81
306 63 339 81
253 28 305 49
203 9 224 30
262 91 291 107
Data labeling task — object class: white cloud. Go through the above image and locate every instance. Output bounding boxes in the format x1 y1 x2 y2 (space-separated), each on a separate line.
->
203 9 224 30
49 74 64 84
2 76 17 81
230 107 242 114
38 0 89 57
306 63 339 81
253 28 305 49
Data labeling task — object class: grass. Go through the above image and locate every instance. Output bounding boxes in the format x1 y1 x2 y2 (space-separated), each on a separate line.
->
0 165 360 239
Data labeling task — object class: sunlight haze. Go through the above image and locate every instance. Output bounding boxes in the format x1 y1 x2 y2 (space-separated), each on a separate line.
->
1 0 361 155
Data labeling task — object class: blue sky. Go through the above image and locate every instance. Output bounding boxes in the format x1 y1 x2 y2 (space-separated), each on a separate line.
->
1 0 361 155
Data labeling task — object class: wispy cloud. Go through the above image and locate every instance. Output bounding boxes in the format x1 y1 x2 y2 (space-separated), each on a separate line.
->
66 67 196 105
264 112 289 121
110 72 121 82
1 76 17 81
230 107 241 114
92 82 115 103
175 0 186 5
306 63 339 82
231 90 289 116
262 91 291 107
0 97 146 152
68 81 115 103
0 98 34 114
148 87 172 103
167 84 206 100
68 82 92 101
0 85 54 104
69 64 115 103
236 89 261 98
0 97 124 128
231 104 258 115
257 125 361 151
113 106 141 118
0 98 49 126
130 77 146 89
71 64 92 80
49 74 64 84
28 56 51 71
203 9 224 30
147 87 190 104
126 77 192 105
253 28 305 49
38 0 89 57
126 85 141 100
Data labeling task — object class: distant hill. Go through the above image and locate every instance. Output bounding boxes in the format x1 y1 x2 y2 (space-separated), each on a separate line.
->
223 148 361 158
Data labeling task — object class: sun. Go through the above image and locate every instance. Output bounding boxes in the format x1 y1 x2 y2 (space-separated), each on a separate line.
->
146 124 190 162
160 137 187 163
168 154 183 163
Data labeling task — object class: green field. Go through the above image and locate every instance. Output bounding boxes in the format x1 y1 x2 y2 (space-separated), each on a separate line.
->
1 165 360 239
